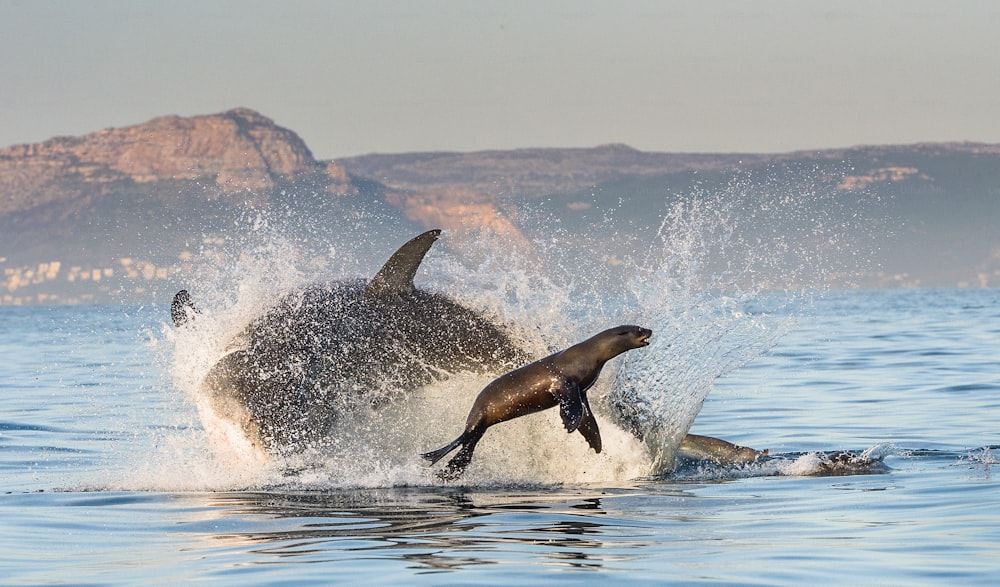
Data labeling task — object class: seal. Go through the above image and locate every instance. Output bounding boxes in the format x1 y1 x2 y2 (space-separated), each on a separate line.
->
173 229 529 451
421 324 653 479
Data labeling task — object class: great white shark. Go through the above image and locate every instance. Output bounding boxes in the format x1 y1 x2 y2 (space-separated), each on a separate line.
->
173 229 529 451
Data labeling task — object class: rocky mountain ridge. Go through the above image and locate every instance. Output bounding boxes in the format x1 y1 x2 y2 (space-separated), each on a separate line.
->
0 109 358 218
337 140 1000 198
0 108 395 304
3 108 1000 304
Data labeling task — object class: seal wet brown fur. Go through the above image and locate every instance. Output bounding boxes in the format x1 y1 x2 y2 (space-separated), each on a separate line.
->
421 325 652 480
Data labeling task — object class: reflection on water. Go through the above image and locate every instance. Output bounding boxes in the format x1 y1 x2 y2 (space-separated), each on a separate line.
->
198 489 620 569
188 486 676 572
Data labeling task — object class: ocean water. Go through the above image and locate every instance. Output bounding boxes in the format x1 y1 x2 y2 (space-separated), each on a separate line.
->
2 287 999 585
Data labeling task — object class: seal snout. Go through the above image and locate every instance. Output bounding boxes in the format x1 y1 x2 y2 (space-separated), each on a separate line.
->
636 326 653 346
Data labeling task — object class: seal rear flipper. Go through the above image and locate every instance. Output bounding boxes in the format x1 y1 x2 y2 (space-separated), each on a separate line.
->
171 289 199 327
365 229 442 297
555 381 584 433
577 396 602 453
439 434 482 480
420 431 465 465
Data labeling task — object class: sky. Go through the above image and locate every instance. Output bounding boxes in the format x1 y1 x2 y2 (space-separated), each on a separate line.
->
1 0 999 159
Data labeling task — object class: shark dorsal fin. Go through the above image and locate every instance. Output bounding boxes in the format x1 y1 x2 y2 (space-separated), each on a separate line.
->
365 229 442 296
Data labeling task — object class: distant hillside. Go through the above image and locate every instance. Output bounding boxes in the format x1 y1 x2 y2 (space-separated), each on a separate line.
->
338 144 769 199
2 107 1000 304
0 109 420 304
339 142 1000 289
338 142 1000 199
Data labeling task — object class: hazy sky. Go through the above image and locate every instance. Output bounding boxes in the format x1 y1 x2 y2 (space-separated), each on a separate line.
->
2 0 998 159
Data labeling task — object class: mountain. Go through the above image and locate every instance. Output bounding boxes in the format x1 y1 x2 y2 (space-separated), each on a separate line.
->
0 108 419 304
338 142 1000 289
338 144 770 199
2 108 1000 304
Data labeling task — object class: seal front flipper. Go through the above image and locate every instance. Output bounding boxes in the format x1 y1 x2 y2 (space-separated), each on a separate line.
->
555 381 584 433
365 229 442 296
577 394 602 453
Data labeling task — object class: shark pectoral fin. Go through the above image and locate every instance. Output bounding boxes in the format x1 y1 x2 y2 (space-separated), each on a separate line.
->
556 381 584 433
365 229 442 297
171 289 200 327
577 395 602 453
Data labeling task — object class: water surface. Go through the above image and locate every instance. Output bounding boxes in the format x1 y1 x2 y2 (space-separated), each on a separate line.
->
2 290 999 584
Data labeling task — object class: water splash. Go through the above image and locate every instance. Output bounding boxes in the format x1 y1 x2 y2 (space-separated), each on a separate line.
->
137 168 881 490
669 443 897 482
609 171 881 474
956 446 999 479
